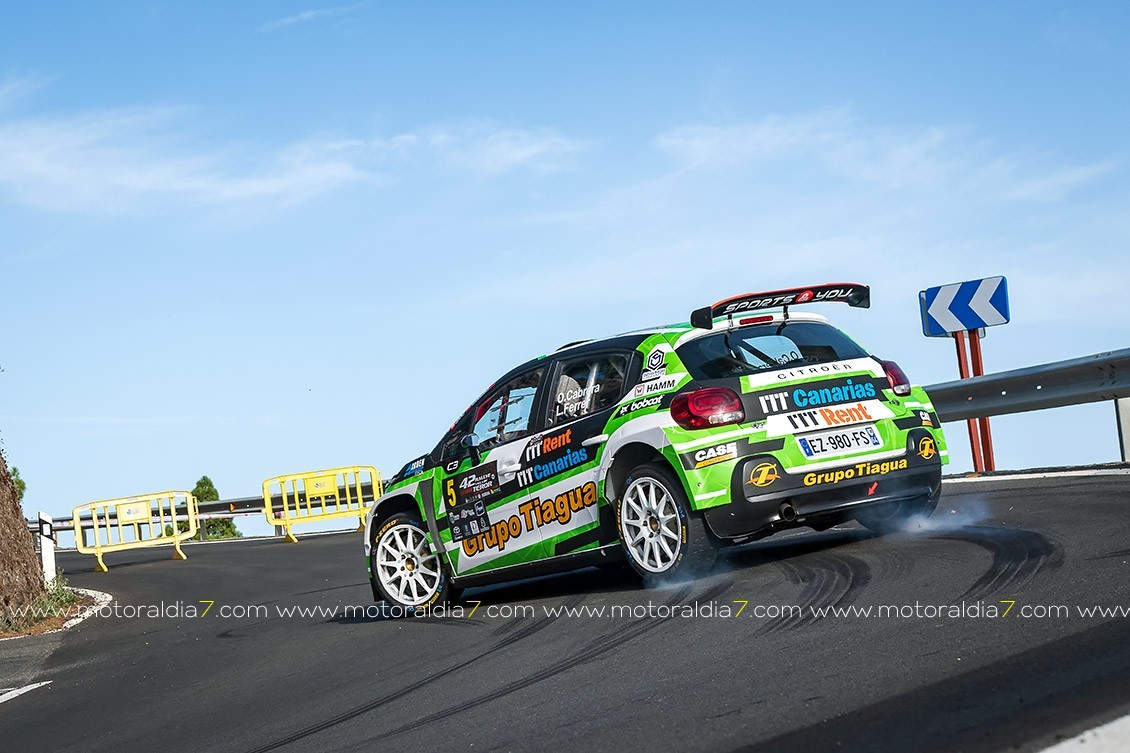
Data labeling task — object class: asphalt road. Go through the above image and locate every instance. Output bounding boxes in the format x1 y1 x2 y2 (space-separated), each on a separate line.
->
2 471 1129 753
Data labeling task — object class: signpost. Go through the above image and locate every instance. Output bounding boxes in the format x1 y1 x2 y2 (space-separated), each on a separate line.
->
919 276 1011 472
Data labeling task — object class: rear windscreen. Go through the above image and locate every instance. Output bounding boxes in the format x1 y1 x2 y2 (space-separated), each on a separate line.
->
677 322 869 380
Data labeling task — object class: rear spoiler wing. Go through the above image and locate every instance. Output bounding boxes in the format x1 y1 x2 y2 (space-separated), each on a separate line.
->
690 283 870 329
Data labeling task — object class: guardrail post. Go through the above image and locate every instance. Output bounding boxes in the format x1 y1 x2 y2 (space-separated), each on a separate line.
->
38 512 56 583
968 330 996 471
1117 398 1130 463
954 331 986 472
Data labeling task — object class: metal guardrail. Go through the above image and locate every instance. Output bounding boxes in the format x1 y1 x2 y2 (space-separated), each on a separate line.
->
924 347 1130 463
925 348 1130 421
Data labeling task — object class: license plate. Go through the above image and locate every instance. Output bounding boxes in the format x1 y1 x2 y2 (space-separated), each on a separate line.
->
796 424 884 459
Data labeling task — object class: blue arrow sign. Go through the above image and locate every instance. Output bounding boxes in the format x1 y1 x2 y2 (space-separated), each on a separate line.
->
919 276 1010 337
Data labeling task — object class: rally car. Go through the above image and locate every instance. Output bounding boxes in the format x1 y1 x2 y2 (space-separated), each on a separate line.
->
365 283 947 612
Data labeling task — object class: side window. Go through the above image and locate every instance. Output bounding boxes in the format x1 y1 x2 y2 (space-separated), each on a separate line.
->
470 368 544 450
547 353 630 426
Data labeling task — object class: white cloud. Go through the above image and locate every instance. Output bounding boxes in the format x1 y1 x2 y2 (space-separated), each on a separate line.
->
655 111 844 164
327 123 588 173
0 107 368 213
998 161 1115 202
0 75 51 109
654 109 1113 200
655 109 963 192
257 4 365 32
423 125 588 174
0 95 585 214
365 133 421 159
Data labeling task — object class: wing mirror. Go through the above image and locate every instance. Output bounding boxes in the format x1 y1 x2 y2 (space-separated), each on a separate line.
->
461 432 481 464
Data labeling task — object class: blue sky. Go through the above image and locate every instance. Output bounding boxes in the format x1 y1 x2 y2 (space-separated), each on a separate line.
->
2 2 1128 534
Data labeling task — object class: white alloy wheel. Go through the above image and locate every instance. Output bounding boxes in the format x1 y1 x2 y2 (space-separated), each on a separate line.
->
375 523 442 606
619 477 683 573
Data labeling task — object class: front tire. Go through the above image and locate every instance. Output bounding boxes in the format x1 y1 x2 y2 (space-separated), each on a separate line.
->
616 462 717 585
371 512 457 615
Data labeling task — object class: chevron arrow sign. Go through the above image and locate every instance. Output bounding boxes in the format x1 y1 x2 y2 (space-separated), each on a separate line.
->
919 276 1010 337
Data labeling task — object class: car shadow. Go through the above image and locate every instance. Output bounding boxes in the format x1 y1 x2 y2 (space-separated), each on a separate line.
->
457 525 878 607
721 526 878 569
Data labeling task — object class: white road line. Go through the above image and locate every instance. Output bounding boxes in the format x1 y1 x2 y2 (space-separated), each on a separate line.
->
1042 713 1130 752
946 468 1130 484
61 587 113 630
0 681 52 705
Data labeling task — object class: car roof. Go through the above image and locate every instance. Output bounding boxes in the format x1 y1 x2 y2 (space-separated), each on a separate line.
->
498 310 835 384
492 331 657 386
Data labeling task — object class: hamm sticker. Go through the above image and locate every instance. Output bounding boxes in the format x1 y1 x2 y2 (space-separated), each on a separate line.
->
632 375 681 397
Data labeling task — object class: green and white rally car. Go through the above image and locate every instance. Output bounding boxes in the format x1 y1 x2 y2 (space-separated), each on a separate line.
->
365 283 948 612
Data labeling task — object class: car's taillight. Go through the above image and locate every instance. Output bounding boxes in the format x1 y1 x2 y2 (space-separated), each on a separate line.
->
670 387 745 430
879 359 912 397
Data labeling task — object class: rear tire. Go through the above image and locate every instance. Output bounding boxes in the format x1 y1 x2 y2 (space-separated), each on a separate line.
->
615 462 717 585
371 512 458 616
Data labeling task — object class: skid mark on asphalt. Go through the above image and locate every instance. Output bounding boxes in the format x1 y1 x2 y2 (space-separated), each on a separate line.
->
935 525 1064 602
861 544 920 580
490 606 543 637
214 599 488 637
244 594 586 753
756 553 872 635
365 581 733 744
216 618 288 639
253 581 371 607
1090 547 1130 561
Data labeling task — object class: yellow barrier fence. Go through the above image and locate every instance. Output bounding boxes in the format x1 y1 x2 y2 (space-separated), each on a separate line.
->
73 491 199 572
262 466 382 543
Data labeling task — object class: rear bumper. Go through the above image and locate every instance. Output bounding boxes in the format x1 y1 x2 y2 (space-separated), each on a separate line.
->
703 430 943 540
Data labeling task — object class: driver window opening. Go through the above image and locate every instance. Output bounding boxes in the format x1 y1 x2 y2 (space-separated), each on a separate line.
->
470 368 544 450
547 354 629 426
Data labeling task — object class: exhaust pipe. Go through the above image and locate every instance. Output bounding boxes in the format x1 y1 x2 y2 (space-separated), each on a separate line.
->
778 501 797 522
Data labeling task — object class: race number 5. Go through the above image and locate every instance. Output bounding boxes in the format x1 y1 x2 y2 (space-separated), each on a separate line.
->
445 478 457 507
